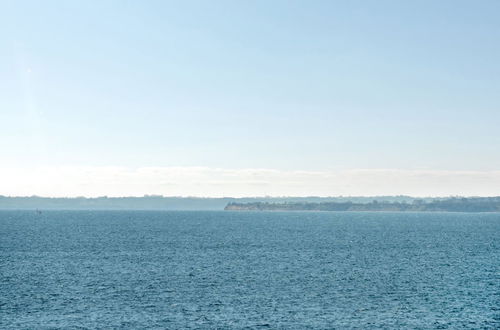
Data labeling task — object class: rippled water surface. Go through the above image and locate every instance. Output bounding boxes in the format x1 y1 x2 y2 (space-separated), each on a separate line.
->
1 211 499 328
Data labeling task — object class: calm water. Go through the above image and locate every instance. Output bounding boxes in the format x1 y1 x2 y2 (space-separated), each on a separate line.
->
1 211 499 329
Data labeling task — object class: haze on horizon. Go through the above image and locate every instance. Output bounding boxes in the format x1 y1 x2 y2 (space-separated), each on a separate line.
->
1 1 499 197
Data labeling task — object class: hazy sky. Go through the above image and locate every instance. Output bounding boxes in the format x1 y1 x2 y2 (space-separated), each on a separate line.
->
1 1 499 196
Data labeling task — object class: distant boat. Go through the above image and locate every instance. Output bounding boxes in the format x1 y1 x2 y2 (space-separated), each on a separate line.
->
36 209 42 215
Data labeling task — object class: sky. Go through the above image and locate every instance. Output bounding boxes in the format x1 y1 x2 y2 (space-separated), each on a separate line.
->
1 0 499 197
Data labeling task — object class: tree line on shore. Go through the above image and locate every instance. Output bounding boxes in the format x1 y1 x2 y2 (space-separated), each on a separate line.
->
225 197 500 212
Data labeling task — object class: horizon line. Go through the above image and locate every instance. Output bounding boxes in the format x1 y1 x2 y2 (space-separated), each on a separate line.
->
2 194 499 199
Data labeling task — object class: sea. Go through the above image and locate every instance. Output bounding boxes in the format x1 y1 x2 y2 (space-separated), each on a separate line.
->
1 210 499 329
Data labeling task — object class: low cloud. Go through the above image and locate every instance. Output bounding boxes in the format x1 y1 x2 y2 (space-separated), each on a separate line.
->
0 167 499 197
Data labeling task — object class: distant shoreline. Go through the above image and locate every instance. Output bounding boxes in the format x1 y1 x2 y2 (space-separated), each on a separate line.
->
224 197 500 213
1 195 499 211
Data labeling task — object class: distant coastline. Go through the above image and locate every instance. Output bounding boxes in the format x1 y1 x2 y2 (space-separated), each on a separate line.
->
224 197 500 213
1 195 499 212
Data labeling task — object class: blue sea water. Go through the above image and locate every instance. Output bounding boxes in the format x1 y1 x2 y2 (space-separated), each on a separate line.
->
1 211 499 329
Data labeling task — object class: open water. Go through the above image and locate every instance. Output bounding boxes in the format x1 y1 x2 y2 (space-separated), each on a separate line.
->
1 211 499 329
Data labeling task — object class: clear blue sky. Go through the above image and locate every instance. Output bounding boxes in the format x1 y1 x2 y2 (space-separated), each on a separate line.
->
1 1 499 196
